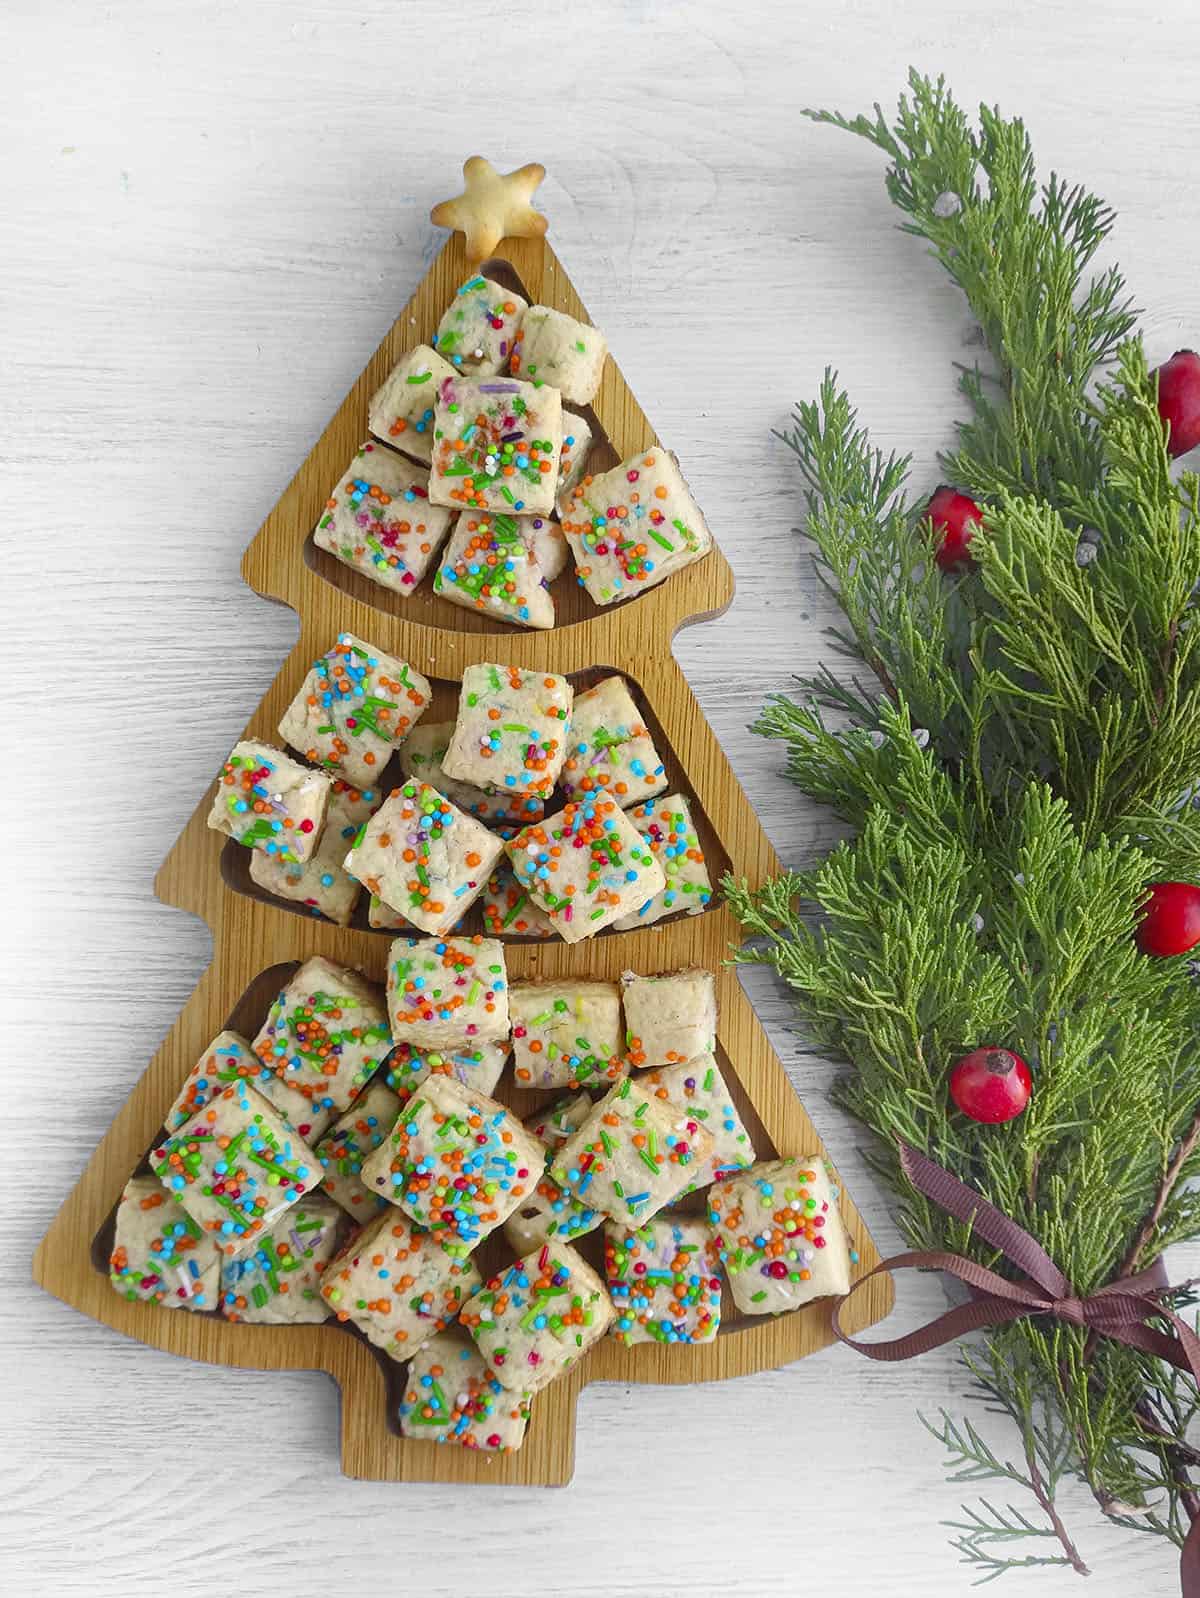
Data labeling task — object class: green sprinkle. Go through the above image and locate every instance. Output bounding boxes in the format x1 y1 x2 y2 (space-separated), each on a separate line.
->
501 895 528 928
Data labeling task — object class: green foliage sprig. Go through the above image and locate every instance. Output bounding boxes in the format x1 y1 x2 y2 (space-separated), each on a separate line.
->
727 70 1200 1581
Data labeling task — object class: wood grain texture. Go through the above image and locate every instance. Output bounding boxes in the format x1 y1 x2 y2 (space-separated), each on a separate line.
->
31 227 890 1484
8 0 1200 1592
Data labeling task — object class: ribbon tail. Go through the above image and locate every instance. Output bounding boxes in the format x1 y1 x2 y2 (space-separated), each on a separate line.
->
1162 1306 1200 1389
1112 1318 1200 1375
833 1253 1047 1360
1183 1512 1200 1598
1090 1296 1200 1383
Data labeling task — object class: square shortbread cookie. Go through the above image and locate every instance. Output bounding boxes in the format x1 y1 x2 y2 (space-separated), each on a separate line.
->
708 1157 853 1315
386 934 509 1048
277 633 432 789
151 1082 321 1259
108 1175 221 1311
432 275 527 376
398 720 545 828
249 779 380 926
165 1030 276 1134
441 663 573 800
561 448 712 606
510 305 607 405
321 1209 481 1361
621 969 717 1071
219 1192 350 1324
559 676 668 810
360 1074 544 1250
313 442 453 595
207 740 331 866
480 860 558 938
399 1329 532 1453
430 375 562 518
433 511 556 630
314 1079 403 1220
605 1216 722 1346
643 1054 755 1190
368 344 457 464
385 1038 510 1103
550 1074 714 1226
556 410 596 517
251 956 390 1143
508 980 623 1091
612 794 714 928
342 778 505 936
460 1242 614 1394
505 798 664 943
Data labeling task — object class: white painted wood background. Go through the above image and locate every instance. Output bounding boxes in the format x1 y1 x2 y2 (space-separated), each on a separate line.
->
5 2 1200 1593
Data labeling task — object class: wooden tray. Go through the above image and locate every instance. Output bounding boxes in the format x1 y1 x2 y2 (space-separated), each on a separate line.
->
32 227 893 1484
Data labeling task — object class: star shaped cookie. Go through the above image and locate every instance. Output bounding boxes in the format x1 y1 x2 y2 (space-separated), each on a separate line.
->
431 156 548 265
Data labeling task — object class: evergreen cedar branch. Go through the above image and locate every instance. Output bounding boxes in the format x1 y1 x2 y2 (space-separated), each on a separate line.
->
723 70 1200 1582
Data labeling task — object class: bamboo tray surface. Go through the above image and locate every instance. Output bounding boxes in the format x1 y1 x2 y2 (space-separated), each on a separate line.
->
33 226 892 1485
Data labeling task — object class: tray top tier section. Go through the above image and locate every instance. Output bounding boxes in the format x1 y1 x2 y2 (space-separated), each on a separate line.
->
242 232 734 667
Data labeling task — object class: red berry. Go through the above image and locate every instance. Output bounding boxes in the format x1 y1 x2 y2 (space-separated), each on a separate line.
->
927 485 983 571
949 1048 1032 1124
1136 881 1200 957
1154 350 1200 458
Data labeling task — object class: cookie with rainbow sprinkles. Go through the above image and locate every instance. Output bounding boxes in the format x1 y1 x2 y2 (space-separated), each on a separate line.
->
562 447 712 606
504 796 664 944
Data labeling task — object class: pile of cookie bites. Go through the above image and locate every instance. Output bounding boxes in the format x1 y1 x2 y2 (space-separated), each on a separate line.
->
105 279 855 1456
313 274 713 623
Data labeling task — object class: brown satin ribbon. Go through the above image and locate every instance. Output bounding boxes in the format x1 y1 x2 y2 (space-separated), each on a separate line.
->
832 1141 1200 1596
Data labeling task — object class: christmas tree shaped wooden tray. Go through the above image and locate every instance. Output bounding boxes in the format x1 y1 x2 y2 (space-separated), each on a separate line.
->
32 166 892 1484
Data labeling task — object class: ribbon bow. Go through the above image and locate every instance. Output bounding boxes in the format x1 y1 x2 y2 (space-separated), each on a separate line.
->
833 1142 1200 1596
